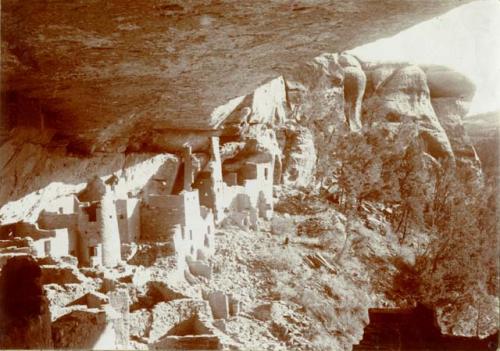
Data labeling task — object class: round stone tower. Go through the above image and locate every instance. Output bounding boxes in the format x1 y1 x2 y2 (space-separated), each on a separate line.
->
98 191 121 267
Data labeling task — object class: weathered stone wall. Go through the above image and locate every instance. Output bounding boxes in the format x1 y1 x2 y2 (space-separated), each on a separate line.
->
38 212 76 231
77 204 102 266
195 137 226 223
220 162 274 223
14 222 58 241
31 229 70 258
178 211 215 261
140 195 185 242
37 212 78 256
183 190 201 221
116 198 140 243
11 222 70 258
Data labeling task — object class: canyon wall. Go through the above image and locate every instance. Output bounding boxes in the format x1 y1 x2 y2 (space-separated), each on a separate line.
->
0 53 479 227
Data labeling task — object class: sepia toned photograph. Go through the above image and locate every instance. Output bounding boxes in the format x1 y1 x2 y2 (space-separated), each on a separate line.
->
0 0 499 350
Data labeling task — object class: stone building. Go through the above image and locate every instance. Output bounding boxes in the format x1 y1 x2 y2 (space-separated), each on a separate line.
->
195 137 226 223
195 136 274 228
140 146 217 271
32 178 139 268
1 136 274 273
0 222 71 262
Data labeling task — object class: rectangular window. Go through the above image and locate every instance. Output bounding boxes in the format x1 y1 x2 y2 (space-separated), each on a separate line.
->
264 168 269 180
89 246 98 257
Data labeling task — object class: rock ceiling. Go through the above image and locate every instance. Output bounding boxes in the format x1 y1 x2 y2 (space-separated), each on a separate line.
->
1 0 471 139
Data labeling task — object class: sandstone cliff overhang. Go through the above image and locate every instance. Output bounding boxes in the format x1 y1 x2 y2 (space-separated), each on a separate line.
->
1 0 471 140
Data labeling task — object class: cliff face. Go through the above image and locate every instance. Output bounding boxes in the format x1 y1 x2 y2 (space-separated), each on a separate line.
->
0 52 479 225
0 128 178 224
1 0 471 152
1 2 497 348
1 1 484 223
464 111 500 183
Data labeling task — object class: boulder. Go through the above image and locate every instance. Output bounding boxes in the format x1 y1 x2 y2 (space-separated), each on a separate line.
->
270 216 296 236
421 66 479 165
188 260 212 280
208 291 230 320
364 64 454 160
431 97 479 162
423 65 476 99
340 54 367 132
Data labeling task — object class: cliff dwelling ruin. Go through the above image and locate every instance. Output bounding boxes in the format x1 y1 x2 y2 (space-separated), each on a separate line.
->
0 0 499 350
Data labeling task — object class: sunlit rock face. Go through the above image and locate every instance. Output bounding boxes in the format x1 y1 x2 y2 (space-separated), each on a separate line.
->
1 0 470 151
348 0 500 116
362 64 455 160
425 65 480 165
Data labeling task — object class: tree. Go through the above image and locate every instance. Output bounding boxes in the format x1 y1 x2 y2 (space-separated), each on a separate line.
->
416 164 498 337
393 138 433 240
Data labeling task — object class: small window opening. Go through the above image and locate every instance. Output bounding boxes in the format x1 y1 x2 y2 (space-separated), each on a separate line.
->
89 246 98 257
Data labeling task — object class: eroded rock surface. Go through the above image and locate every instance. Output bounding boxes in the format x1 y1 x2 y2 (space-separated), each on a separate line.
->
1 2 494 349
1 0 471 151
0 52 480 225
0 129 179 224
